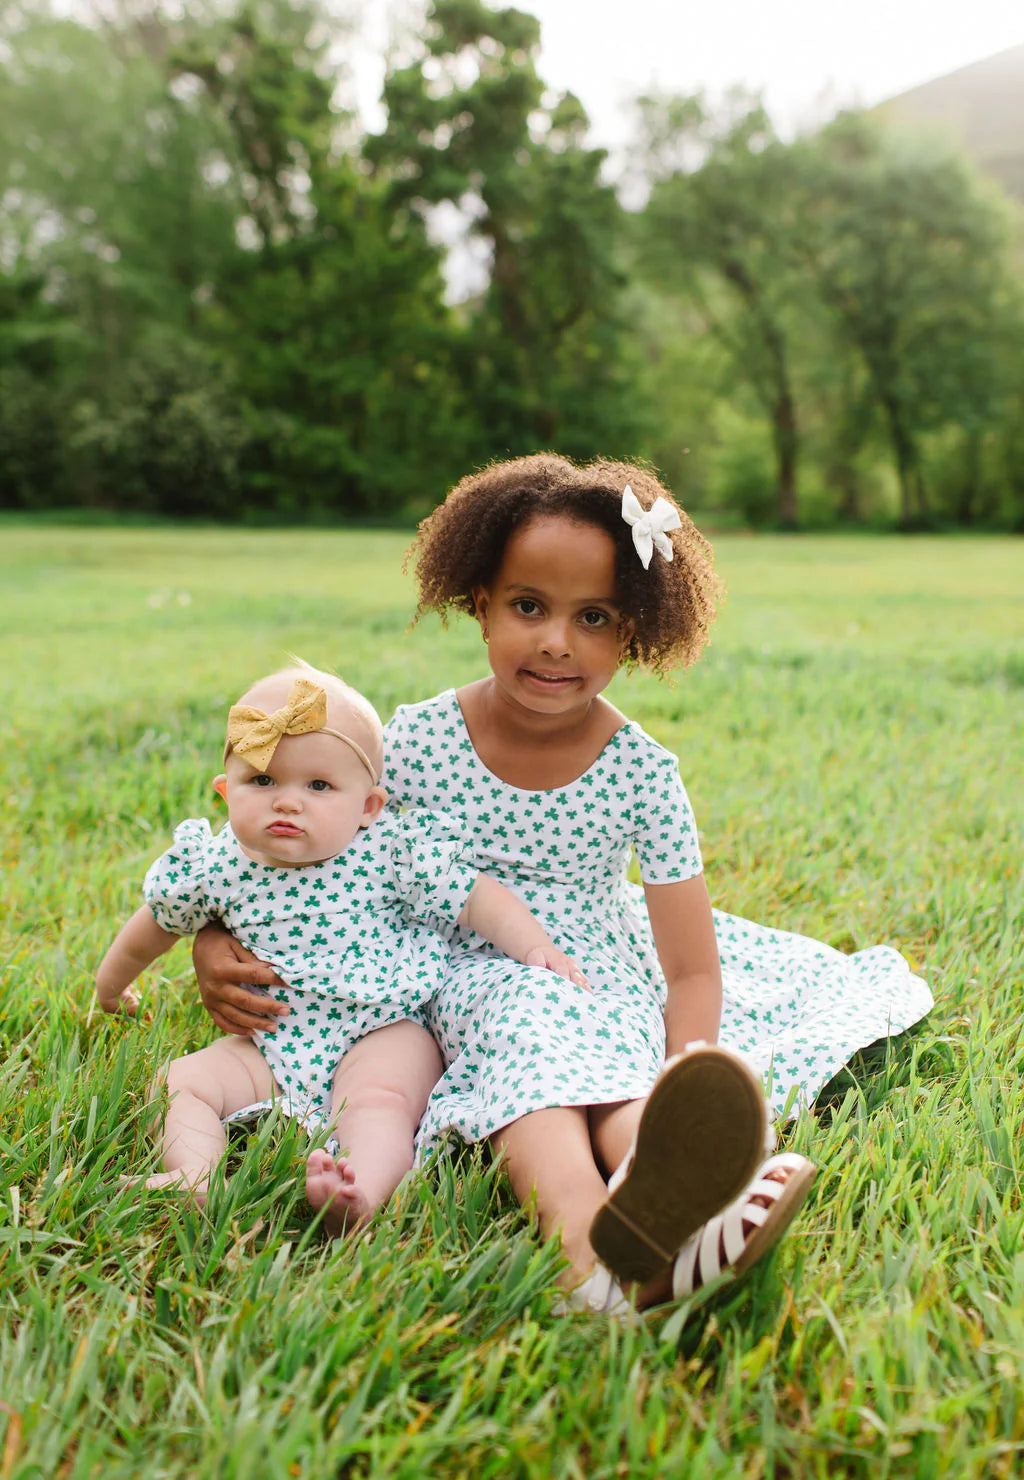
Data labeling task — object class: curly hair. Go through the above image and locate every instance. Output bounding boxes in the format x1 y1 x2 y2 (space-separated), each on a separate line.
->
406 453 723 672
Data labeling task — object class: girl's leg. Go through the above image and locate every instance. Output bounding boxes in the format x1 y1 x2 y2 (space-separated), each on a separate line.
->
305 1020 443 1237
588 1099 644 1178
145 1037 276 1195
492 1106 610 1289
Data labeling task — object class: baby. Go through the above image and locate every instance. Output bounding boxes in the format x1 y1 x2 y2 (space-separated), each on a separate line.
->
96 665 586 1232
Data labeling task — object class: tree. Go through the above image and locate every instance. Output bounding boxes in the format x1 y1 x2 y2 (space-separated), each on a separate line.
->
633 95 807 526
0 0 473 515
172 0 474 512
793 114 1017 526
367 0 644 459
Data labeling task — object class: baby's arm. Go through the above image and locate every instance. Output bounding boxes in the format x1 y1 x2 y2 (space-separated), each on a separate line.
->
459 875 588 988
645 875 723 1054
95 906 180 1017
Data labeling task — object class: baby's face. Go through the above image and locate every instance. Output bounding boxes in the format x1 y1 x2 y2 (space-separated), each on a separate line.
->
218 730 386 869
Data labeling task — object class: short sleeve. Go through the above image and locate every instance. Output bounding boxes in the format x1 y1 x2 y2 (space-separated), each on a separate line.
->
389 809 478 931
632 748 704 884
143 818 218 936
382 703 423 812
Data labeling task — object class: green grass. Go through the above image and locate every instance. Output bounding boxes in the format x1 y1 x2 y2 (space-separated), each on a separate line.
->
2 523 1023 1478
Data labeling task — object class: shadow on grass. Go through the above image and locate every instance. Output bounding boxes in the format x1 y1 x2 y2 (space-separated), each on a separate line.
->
809 1022 944 1122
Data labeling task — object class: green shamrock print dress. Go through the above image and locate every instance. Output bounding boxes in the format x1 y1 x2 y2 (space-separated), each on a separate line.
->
383 690 933 1157
143 810 477 1119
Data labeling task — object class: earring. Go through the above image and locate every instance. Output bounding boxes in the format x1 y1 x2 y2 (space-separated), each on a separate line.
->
481 628 489 643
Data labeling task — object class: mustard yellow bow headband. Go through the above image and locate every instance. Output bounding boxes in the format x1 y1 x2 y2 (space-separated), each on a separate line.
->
224 677 379 783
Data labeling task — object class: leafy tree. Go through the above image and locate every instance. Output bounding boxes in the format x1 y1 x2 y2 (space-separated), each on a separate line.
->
633 95 806 526
172 0 474 512
793 114 1017 526
367 0 643 459
0 5 245 509
0 0 472 515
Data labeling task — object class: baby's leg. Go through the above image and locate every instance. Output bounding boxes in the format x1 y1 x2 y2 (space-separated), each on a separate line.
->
143 1037 276 1195
305 1020 442 1237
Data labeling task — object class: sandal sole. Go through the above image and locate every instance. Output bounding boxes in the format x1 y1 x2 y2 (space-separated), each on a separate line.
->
589 1047 767 1285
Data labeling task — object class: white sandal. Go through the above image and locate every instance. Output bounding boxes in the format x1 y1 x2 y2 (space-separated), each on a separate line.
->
589 1042 768 1286
670 1152 817 1299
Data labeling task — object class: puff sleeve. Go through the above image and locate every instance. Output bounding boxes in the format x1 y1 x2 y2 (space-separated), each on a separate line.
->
389 809 479 933
143 818 218 936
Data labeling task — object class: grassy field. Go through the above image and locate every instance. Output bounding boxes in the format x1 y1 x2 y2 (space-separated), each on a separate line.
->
2 523 1022 1478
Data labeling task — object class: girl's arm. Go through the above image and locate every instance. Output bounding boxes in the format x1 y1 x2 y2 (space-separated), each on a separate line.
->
644 875 723 1054
459 875 588 988
95 906 180 1017
192 924 290 1035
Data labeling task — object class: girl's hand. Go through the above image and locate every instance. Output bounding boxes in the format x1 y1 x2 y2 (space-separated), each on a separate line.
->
193 924 289 1035
524 945 591 991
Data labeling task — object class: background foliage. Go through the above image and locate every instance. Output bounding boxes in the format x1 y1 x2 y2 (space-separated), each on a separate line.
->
2 0 1023 527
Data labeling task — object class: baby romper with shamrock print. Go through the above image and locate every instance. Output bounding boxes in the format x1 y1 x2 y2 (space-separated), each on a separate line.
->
382 690 933 1155
143 809 478 1119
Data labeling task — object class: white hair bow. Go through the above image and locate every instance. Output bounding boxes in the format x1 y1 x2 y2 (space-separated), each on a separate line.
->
621 485 681 569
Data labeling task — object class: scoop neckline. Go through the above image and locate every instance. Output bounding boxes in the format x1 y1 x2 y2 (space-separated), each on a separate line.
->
442 687 633 798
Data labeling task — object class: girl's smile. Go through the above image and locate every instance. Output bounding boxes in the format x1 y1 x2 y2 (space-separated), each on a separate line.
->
473 516 630 721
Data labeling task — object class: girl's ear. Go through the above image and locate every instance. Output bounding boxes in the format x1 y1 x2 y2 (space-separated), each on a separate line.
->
359 786 388 828
618 618 636 658
212 774 228 801
472 586 491 640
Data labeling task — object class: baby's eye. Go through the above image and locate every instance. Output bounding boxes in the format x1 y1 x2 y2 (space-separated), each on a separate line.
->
580 609 610 629
512 598 540 616
251 774 275 787
308 779 332 793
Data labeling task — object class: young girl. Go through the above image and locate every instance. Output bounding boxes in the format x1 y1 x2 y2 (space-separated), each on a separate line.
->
96 665 602 1230
195 456 932 1309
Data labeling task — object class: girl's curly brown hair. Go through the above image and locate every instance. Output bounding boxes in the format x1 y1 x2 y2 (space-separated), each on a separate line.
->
406 453 723 672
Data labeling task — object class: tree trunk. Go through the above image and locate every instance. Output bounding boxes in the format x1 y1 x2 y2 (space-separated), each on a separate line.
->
771 387 798 527
721 258 800 527
880 391 918 526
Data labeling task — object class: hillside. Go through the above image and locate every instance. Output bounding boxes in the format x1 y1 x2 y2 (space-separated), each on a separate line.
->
877 43 1024 198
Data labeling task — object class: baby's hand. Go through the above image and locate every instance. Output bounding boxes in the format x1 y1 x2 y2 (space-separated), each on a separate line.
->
94 985 145 1019
524 945 590 991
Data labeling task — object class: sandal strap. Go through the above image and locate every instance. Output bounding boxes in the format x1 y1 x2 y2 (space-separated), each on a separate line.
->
564 1266 631 1316
670 1151 814 1300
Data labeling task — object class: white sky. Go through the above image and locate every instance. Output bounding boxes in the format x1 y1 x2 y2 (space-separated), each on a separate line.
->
350 0 1024 143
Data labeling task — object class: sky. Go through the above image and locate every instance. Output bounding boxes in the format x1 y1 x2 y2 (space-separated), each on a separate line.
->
350 0 1024 144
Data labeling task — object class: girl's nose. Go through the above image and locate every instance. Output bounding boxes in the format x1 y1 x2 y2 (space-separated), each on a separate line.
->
539 620 571 658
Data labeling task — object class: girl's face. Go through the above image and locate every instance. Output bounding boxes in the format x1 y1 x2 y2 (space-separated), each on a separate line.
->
215 730 386 869
473 515 631 718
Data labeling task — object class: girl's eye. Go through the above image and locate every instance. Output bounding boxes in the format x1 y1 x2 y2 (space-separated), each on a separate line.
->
580 609 610 629
513 598 540 616
308 779 332 793
252 775 274 787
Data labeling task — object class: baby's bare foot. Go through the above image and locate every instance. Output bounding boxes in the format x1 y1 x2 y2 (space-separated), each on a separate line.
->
305 1150 373 1237
119 1170 211 1202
